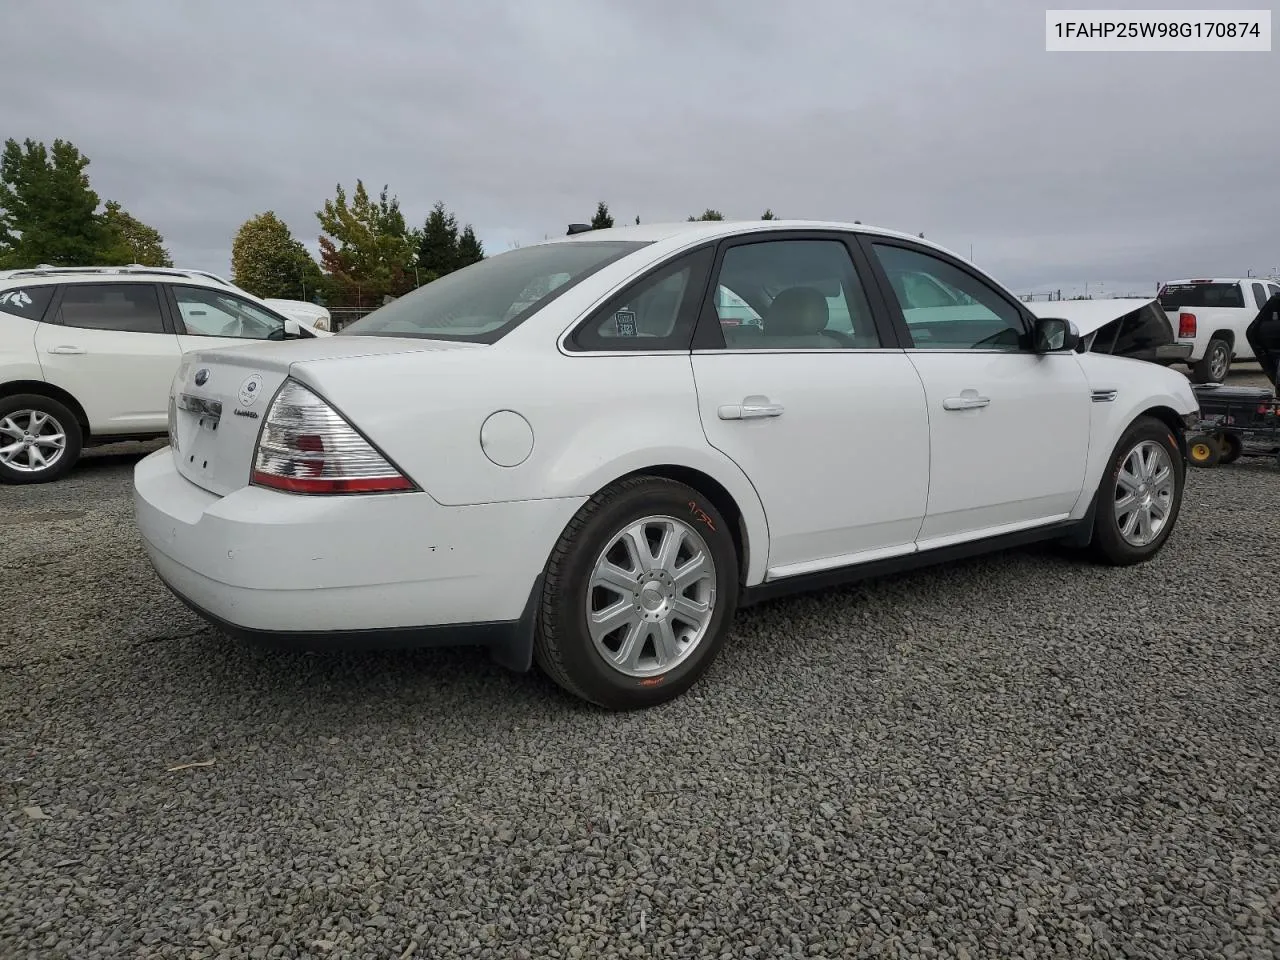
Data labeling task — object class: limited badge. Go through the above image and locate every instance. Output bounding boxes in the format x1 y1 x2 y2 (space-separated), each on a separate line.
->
614 310 637 337
238 374 264 407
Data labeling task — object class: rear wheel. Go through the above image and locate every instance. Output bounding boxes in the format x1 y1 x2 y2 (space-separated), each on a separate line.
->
1218 432 1243 465
1090 416 1184 566
534 476 739 709
1190 337 1232 383
0 394 83 485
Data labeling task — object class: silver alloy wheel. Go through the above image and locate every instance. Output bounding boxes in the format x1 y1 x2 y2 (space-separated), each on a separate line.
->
1208 342 1230 382
1114 439 1175 547
0 409 67 473
586 515 717 678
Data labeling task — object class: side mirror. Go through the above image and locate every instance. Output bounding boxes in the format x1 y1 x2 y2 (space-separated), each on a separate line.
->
283 318 302 339
1033 316 1080 354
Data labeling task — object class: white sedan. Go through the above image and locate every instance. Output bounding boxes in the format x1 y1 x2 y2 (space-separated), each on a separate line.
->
133 220 1200 709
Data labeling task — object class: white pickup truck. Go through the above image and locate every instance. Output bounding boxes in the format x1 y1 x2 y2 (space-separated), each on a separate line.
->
1158 277 1280 383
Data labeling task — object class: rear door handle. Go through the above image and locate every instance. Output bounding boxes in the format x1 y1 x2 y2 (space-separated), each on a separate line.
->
718 395 785 420
943 391 990 411
47 346 86 355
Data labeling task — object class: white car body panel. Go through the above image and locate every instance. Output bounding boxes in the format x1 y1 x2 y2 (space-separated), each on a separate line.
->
0 314 45 383
131 219 1202 661
689 351 930 575
33 323 181 433
907 351 1092 543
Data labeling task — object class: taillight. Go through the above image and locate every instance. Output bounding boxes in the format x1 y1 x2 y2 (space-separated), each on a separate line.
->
250 379 413 494
1178 312 1197 338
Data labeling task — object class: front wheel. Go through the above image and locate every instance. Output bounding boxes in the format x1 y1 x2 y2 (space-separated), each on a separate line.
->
534 476 740 709
0 394 83 485
1090 416 1185 566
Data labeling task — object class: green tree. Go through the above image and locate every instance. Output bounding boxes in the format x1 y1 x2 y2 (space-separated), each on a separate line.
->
416 201 460 280
590 201 614 229
98 200 173 267
0 137 106 268
456 224 484 267
761 209 776 220
316 180 416 304
231 211 322 300
686 208 725 221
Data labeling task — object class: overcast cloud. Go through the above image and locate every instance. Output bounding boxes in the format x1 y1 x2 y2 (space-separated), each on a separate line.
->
1 0 1275 296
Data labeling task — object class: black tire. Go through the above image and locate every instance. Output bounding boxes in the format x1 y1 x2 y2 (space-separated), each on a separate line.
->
534 476 740 710
1218 432 1243 465
1187 434 1221 468
1090 416 1185 566
0 393 83 485
1189 337 1232 384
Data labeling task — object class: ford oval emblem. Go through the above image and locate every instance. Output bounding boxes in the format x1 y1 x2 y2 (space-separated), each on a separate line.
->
194 368 209 386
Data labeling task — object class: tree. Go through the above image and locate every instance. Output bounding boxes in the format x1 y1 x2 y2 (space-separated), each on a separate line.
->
590 201 614 229
686 208 725 221
231 211 322 300
416 201 460 280
316 180 416 304
0 137 107 268
98 200 173 267
761 209 776 220
456 225 484 267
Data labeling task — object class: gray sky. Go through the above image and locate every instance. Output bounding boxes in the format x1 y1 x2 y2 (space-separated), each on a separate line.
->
2 0 1275 296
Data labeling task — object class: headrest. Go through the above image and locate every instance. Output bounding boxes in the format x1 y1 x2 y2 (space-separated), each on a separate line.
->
763 286 829 337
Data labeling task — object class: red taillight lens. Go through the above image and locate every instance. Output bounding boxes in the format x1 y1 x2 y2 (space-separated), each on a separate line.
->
250 379 413 494
1178 312 1197 338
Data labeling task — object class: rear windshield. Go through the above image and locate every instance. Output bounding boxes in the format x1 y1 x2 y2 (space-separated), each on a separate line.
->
1157 282 1245 310
338 240 649 342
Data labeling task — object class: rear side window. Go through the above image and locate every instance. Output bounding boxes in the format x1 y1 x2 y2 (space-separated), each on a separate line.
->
1157 282 1245 310
56 283 166 334
0 285 54 322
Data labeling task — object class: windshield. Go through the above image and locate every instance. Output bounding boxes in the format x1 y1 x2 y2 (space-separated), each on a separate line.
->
339 240 649 342
1158 282 1245 310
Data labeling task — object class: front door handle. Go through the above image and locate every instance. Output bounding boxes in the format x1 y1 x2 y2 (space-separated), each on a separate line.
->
47 346 86 355
943 390 990 411
718 395 785 420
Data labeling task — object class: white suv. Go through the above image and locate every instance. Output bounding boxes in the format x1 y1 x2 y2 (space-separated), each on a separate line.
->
0 265 330 484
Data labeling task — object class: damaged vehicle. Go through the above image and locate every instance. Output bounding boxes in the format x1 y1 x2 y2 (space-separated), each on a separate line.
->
1026 297 1193 367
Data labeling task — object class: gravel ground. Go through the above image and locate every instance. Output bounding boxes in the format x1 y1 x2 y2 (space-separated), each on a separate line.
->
3 370 1279 960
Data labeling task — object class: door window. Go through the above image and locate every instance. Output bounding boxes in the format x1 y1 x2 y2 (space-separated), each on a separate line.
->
55 283 166 334
0 285 55 322
871 244 1026 351
172 286 286 339
711 239 880 349
1252 282 1269 309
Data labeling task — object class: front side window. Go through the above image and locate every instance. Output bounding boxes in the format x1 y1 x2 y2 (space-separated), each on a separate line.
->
56 283 166 334
1267 283 1280 300
711 239 881 350
172 286 286 340
340 240 649 343
871 244 1026 351
1252 283 1269 309
0 285 55 322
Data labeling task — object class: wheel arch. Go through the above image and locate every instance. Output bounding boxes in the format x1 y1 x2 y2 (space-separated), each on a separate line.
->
579 455 770 587
0 380 91 438
1138 403 1190 460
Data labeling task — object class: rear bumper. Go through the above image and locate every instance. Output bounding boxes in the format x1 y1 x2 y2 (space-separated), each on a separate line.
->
132 448 583 668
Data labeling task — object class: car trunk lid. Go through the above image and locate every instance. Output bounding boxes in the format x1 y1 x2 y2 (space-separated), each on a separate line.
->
168 336 480 495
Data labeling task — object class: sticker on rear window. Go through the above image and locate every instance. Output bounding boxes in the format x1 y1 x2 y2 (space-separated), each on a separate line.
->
614 310 637 337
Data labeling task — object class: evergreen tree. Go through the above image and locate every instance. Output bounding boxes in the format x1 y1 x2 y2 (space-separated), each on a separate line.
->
590 201 614 229
0 137 106 267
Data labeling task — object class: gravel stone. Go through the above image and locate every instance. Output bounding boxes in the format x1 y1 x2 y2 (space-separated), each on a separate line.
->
2 401 1280 958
